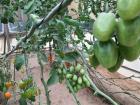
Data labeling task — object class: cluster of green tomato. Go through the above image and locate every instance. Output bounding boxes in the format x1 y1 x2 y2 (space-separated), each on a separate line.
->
19 77 40 101
90 0 140 72
58 64 90 92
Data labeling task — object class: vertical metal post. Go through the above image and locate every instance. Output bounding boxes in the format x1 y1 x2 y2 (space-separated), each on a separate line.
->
4 24 10 52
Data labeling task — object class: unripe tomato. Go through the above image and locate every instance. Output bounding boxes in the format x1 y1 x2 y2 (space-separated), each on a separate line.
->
66 74 73 79
94 40 118 68
58 68 62 74
82 76 88 83
62 69 67 75
119 40 140 61
108 54 124 72
93 12 116 41
5 82 12 89
117 17 140 47
85 81 90 87
4 92 12 100
73 75 78 81
18 80 26 89
72 82 76 85
76 85 82 90
117 0 140 20
80 69 85 75
69 66 74 73
73 87 78 93
78 77 82 84
75 64 82 72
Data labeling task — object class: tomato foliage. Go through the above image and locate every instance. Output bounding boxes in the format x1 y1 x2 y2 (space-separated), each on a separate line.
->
1 0 140 105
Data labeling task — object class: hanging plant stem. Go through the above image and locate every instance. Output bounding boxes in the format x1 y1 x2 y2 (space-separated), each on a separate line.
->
66 80 81 105
75 48 119 105
37 53 51 105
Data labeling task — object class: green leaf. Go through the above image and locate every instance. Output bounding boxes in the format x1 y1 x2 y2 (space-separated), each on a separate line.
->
28 96 36 102
75 27 85 40
15 54 25 71
30 14 42 24
56 19 65 28
47 69 59 86
24 0 35 14
19 98 27 105
63 51 80 62
64 18 80 27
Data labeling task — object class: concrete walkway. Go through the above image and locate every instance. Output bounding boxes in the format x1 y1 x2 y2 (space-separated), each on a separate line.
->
118 59 140 82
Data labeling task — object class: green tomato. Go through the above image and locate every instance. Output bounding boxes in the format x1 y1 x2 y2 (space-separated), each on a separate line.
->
73 86 78 93
94 40 118 68
117 0 140 20
66 74 73 79
117 17 140 47
75 64 82 72
62 69 67 75
19 80 26 89
77 85 82 90
93 12 116 41
69 66 74 73
58 68 62 74
119 40 140 61
81 83 86 88
80 69 85 75
72 82 76 85
78 77 82 85
108 54 124 72
82 76 88 83
73 75 78 81
85 81 90 87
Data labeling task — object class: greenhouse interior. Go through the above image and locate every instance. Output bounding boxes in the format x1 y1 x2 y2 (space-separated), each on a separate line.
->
0 0 140 105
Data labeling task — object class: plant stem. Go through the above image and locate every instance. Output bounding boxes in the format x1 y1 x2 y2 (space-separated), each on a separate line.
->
13 64 17 103
86 75 119 105
66 80 81 105
37 53 51 105
76 49 119 105
41 78 51 105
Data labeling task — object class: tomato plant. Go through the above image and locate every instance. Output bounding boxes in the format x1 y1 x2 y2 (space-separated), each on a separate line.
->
0 0 140 105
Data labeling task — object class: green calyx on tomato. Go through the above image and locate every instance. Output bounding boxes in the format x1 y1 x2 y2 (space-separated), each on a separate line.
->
93 12 116 41
117 0 140 20
117 17 140 47
94 39 118 68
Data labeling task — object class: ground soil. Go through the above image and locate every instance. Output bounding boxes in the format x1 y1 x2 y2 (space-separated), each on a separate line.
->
7 54 109 105
5 54 140 105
